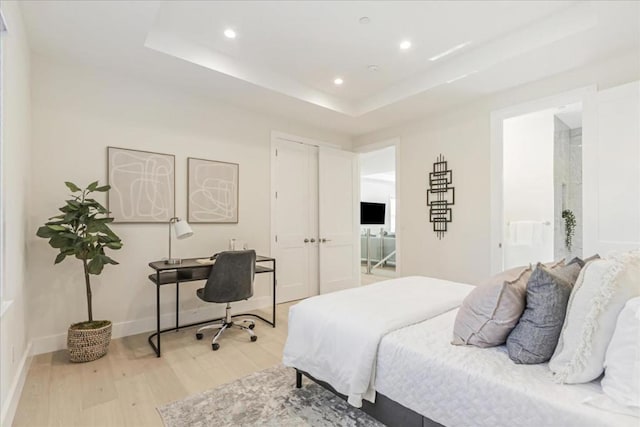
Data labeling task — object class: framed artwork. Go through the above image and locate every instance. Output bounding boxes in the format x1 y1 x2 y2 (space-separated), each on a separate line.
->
188 157 239 223
107 147 175 223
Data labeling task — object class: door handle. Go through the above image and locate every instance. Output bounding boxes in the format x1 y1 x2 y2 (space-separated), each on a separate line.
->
320 238 332 243
310 238 316 243
304 238 310 243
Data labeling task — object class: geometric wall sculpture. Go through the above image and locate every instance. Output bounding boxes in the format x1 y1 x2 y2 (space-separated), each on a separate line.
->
427 154 455 239
107 147 175 223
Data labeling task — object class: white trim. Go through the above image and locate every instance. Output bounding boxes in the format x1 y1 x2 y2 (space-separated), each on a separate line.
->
0 341 31 427
0 299 12 318
0 10 7 32
489 85 597 273
354 138 402 276
30 296 270 355
352 138 400 154
270 131 340 149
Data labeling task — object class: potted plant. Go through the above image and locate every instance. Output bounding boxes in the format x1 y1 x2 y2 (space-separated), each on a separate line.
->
36 181 123 362
562 209 576 252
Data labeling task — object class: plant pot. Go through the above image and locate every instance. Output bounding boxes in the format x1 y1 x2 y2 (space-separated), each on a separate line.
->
67 320 112 363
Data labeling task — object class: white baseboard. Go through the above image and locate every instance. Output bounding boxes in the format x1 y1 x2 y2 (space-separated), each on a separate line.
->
30 296 271 356
1 341 32 427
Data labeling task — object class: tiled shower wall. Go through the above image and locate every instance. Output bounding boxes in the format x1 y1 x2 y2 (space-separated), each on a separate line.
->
554 117 583 259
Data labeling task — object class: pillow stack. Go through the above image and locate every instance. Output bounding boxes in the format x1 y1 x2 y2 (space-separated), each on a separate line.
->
506 259 584 364
451 260 564 348
549 251 640 383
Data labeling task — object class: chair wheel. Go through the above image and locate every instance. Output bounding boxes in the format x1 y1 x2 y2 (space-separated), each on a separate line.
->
251 336 258 342
212 343 220 351
248 324 255 330
196 333 203 340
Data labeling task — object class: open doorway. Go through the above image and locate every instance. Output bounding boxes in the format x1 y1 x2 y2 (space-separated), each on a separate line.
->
359 146 397 282
502 103 583 269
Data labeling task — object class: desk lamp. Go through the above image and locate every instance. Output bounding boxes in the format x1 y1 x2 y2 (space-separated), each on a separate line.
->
166 217 193 265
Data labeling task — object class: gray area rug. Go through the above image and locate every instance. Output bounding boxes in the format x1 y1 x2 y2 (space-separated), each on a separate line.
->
157 365 385 427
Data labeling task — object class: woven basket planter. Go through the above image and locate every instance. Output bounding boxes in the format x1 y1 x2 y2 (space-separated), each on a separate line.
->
67 320 112 363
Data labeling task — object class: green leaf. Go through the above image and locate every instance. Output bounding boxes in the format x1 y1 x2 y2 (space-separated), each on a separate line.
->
54 253 66 264
65 182 81 192
95 185 110 192
36 226 56 238
47 224 67 231
105 241 123 250
87 257 105 275
49 235 72 249
87 181 99 191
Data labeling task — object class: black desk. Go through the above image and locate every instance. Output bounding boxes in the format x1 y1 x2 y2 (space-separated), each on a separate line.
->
147 255 276 357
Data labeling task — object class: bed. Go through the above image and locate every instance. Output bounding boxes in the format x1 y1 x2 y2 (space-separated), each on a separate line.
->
283 276 636 427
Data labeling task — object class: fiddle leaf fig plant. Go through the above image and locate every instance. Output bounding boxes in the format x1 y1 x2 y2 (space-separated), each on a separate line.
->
36 181 123 324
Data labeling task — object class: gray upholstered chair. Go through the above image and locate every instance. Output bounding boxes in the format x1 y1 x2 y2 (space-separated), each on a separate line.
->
195 250 258 351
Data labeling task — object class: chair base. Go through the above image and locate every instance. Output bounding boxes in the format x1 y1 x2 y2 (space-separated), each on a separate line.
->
195 303 257 350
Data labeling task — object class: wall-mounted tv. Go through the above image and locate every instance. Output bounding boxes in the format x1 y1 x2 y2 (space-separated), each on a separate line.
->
360 202 386 225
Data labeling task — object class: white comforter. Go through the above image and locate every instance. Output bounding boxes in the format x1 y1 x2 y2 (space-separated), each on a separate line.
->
282 276 473 407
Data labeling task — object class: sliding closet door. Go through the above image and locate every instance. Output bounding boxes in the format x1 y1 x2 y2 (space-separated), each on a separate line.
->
583 81 640 254
318 147 359 294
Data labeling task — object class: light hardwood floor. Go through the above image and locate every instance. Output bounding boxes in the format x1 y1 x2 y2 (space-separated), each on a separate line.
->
13 304 295 427
13 274 389 427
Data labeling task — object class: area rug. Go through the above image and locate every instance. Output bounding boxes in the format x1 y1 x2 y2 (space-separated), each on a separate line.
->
157 365 384 427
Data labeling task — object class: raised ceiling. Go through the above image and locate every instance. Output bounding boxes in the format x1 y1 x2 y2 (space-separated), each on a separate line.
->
20 1 640 136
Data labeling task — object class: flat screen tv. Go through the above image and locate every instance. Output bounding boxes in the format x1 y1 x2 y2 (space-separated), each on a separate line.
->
360 202 386 225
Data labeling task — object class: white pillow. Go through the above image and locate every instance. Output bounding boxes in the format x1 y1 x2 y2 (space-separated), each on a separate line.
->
549 251 640 383
602 297 640 409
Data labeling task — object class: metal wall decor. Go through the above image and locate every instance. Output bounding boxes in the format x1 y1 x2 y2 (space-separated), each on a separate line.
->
427 154 455 239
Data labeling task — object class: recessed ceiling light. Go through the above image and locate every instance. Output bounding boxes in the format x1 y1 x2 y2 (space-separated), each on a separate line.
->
429 41 471 61
367 65 379 72
224 28 237 39
334 77 344 85
359 16 370 24
399 40 412 50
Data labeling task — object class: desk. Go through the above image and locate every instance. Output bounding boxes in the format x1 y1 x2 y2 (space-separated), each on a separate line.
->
147 255 276 357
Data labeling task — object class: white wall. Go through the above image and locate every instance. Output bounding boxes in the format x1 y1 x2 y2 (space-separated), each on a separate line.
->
353 51 640 284
503 109 555 268
0 2 32 425
27 56 351 354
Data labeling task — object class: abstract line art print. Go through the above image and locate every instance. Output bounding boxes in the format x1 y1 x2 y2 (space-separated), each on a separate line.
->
107 147 175 223
188 158 239 223
427 154 454 239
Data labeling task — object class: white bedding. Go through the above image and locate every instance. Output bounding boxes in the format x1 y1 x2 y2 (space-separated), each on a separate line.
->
376 309 637 427
282 276 473 407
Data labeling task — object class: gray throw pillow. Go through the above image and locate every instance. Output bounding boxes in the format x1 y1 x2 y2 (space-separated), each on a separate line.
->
452 266 531 347
506 261 583 364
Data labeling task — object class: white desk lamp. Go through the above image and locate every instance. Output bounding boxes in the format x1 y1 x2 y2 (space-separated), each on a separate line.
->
166 217 193 265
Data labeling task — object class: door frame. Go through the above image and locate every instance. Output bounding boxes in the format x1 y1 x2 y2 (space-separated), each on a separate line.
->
489 86 596 274
353 137 402 276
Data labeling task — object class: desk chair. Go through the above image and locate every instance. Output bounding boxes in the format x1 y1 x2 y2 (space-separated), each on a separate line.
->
195 250 258 351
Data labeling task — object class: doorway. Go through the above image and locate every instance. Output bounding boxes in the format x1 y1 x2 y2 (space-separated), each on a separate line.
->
359 145 397 282
502 104 583 269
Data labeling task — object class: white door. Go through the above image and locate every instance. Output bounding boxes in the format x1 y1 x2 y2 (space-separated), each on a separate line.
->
318 147 360 294
272 139 319 302
583 81 640 254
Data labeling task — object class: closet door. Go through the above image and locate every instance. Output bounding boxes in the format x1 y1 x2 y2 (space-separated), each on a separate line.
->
272 139 319 302
583 81 640 254
318 147 360 294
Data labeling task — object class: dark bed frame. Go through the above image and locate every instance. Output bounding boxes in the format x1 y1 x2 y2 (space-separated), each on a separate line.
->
295 369 444 427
